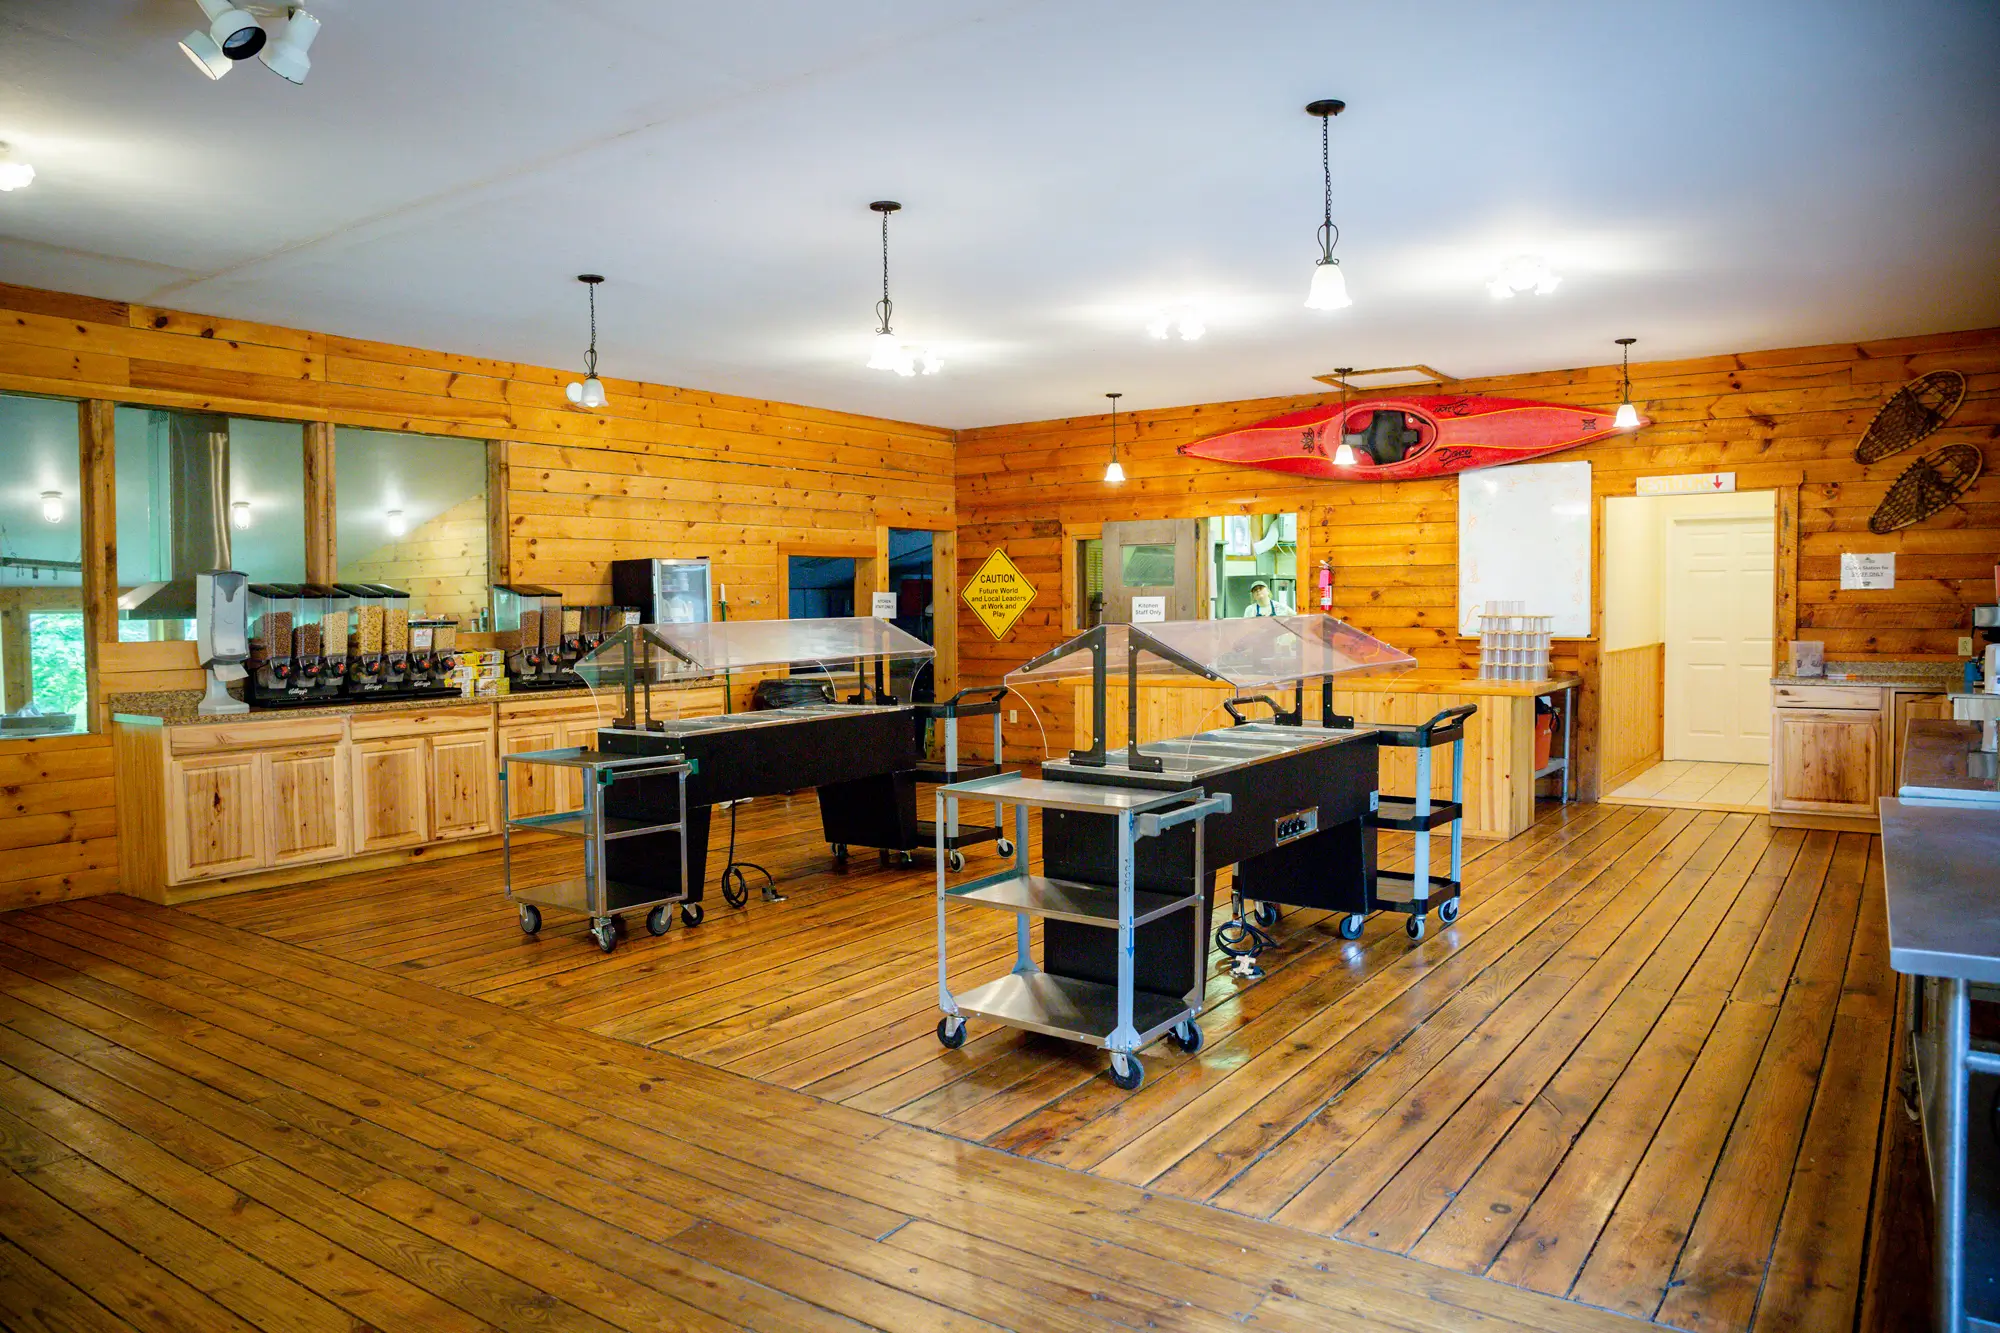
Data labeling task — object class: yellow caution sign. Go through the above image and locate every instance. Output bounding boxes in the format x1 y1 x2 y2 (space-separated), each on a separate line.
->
961 547 1039 641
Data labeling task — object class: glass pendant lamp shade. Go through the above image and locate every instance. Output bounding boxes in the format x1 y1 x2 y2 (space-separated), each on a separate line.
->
868 331 904 371
1307 259 1351 311
1331 441 1357 466
581 377 607 408
1614 400 1641 430
1103 459 1126 484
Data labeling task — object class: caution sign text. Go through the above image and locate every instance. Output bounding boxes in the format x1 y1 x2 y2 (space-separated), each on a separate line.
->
962 548 1039 640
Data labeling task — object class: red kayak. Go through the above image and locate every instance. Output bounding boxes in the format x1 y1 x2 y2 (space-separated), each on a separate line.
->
1176 394 1639 481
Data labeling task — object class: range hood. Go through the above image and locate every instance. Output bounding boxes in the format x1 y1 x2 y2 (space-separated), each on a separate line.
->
118 412 233 621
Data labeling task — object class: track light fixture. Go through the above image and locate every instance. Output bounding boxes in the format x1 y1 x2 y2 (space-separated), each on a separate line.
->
259 8 319 84
1304 99 1352 311
1103 393 1126 485
179 3 321 83
565 275 608 409
1613 337 1641 430
866 201 940 376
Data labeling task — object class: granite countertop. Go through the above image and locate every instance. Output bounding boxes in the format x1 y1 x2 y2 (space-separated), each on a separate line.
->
111 686 601 727
1772 659 1965 688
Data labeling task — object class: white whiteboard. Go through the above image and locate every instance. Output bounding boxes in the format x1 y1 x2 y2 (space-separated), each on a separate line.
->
1457 460 1592 637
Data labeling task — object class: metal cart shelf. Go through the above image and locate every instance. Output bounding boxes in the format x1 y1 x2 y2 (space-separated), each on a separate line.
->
933 771 1229 1090
501 747 692 953
911 685 1014 870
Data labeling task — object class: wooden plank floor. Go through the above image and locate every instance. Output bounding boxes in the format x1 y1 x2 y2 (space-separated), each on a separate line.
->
1601 761 1770 813
180 794 1901 1333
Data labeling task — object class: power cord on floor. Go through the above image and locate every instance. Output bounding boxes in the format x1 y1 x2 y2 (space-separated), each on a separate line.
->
719 799 781 906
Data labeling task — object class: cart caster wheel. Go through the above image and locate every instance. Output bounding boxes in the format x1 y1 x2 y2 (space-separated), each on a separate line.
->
518 904 542 935
612 913 629 936
946 850 966 873
1406 914 1427 942
1109 1054 1144 1091
1338 913 1366 940
831 843 848 863
1169 1020 1204 1054
1438 898 1460 925
899 851 916 868
1253 902 1282 929
936 1016 966 1049
646 905 671 936
681 903 705 928
591 920 617 953
996 838 1015 858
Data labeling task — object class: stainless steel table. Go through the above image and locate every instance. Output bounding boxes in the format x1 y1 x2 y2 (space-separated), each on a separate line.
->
1880 796 2000 1332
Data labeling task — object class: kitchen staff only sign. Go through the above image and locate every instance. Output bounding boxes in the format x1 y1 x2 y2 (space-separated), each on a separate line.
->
963 548 1039 640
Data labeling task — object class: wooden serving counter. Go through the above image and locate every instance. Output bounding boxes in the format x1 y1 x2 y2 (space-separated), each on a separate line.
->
1065 673 1580 841
111 685 725 904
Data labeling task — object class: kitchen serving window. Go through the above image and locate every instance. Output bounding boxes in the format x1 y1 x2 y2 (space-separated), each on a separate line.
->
0 391 86 733
333 428 489 628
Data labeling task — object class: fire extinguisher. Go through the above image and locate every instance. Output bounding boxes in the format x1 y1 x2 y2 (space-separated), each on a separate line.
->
1317 559 1334 610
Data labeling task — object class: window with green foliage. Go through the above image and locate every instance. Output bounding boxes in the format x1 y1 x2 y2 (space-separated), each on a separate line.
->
0 391 85 735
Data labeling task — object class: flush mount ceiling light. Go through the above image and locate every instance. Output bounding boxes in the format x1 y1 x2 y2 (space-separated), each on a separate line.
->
0 144 35 192
1103 392 1127 485
385 509 407 537
230 500 252 530
39 491 63 524
258 7 320 83
1304 99 1352 311
1489 254 1561 299
1330 371 1358 467
564 275 608 409
1147 306 1206 342
866 201 941 377
1613 337 1642 430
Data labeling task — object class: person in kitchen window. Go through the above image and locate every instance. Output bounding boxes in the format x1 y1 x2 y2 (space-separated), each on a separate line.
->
1241 581 1292 617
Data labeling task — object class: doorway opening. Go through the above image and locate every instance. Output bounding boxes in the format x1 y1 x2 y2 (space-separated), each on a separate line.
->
887 528 935 702
1599 490 1776 812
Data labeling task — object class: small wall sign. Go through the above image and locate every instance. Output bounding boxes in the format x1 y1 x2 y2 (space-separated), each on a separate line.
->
962 548 1039 640
870 591 898 618
1130 596 1168 624
1839 552 1896 590
1637 472 1736 496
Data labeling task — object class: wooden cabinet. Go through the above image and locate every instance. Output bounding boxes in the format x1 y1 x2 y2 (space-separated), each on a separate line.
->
498 722 565 818
265 746 349 867
166 752 264 882
1772 709 1881 817
428 732 494 840
352 738 429 853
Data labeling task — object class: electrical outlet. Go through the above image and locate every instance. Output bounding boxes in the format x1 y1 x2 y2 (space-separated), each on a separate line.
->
1008 708 1018 723
1961 637 1976 656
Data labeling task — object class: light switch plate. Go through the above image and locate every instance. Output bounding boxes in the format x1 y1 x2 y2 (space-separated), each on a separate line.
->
1961 637 1976 656
1008 709 1018 723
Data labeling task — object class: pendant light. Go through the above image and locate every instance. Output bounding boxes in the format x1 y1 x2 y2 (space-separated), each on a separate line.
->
1613 337 1641 430
1103 393 1126 485
866 201 939 376
1304 99 1352 311
565 275 608 409
39 491 63 524
1329 369 1358 466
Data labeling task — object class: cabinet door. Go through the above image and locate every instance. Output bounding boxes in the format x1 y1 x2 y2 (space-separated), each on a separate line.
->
1890 691 1952 790
1771 709 1881 816
429 732 495 841
166 753 265 882
352 738 429 853
499 724 563 819
264 746 350 867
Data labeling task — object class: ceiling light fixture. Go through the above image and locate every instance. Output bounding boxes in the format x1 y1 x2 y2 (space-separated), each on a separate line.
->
178 30 233 79
1103 392 1126 485
0 144 35 192
866 201 941 377
1304 99 1352 311
258 7 319 84
1613 337 1641 430
1147 306 1206 341
230 500 252 530
1330 370 1358 466
385 509 407 537
39 491 63 524
179 0 266 80
565 275 608 409
1489 254 1561 300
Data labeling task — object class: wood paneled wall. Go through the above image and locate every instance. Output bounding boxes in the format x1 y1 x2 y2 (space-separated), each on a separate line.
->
0 280 956 909
956 327 2000 789
1599 643 1666 793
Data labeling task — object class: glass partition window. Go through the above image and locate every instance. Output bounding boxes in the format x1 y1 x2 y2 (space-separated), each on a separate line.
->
114 408 306 639
1006 615 1414 688
0 392 85 732
335 428 488 627
1207 512 1298 618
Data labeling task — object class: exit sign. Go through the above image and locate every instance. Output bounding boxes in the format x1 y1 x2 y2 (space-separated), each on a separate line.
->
1637 472 1736 496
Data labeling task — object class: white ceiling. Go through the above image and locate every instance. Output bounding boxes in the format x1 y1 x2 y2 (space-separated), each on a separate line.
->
2 1 1997 429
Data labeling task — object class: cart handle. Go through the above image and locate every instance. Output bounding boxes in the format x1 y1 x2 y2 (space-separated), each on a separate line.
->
941 685 1008 708
1222 694 1301 726
1138 792 1232 838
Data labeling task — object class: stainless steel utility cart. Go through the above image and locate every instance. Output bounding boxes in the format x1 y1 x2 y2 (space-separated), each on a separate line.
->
934 771 1229 1090
501 747 691 953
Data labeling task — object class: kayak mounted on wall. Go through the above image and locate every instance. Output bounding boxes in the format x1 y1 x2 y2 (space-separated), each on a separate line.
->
1176 394 1639 481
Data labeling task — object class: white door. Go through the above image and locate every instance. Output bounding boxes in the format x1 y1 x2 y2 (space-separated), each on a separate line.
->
1665 515 1775 763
